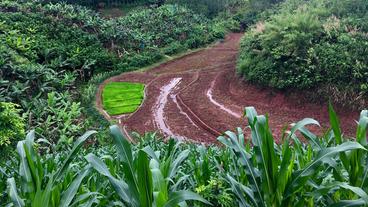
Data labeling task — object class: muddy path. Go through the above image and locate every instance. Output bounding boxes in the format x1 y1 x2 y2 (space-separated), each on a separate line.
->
96 33 358 143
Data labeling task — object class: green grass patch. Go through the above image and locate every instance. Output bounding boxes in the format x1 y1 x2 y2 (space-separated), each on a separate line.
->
102 82 144 116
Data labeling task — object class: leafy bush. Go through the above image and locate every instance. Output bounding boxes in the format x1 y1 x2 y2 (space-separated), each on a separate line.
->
104 4 218 52
167 0 261 18
0 102 24 148
238 6 324 89
237 0 368 98
27 92 84 147
195 178 234 207
231 0 282 29
161 42 186 55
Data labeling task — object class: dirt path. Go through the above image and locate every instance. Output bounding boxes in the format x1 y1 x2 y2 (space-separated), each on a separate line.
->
96 33 359 143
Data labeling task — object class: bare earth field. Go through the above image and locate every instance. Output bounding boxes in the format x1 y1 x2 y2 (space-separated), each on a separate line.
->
96 33 358 143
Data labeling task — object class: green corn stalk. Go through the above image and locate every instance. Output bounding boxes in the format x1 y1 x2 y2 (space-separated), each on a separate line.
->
329 104 368 193
6 130 96 207
219 106 368 207
86 125 211 207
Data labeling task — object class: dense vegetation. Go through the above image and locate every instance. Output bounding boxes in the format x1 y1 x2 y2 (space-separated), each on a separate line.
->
2 106 368 206
0 0 224 148
1 0 368 206
0 102 24 149
237 0 368 107
54 0 252 18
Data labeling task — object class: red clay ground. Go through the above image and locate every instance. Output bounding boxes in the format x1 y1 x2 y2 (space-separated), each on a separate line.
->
96 33 359 143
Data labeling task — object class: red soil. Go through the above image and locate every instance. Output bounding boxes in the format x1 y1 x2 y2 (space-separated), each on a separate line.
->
96 33 359 143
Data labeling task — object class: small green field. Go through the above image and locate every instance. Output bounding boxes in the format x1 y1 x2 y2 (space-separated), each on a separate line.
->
102 82 145 116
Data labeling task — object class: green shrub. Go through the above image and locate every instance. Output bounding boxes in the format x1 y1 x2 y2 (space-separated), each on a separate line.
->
238 4 325 89
0 102 24 148
237 0 368 96
161 42 186 55
107 4 219 51
195 178 234 207
27 92 84 147
122 48 164 68
167 0 236 17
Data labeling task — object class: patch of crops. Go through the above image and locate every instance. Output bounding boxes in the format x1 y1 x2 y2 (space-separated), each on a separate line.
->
102 82 145 115
2 105 368 206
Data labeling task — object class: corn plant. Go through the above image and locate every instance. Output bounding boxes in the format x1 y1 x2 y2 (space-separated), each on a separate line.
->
5 130 97 207
186 146 235 207
186 145 214 188
86 125 211 207
327 105 368 203
218 106 368 207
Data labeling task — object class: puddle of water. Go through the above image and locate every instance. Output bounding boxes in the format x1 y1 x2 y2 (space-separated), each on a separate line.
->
153 78 187 140
206 79 242 118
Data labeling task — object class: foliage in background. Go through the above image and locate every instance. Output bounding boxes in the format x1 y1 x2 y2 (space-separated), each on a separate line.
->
44 0 157 9
0 102 24 148
29 92 84 147
163 0 282 33
166 0 242 18
0 0 223 146
103 4 220 53
237 0 368 108
0 0 115 147
1 106 368 206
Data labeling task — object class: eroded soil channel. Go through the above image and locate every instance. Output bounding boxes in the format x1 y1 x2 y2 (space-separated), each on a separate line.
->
97 33 358 143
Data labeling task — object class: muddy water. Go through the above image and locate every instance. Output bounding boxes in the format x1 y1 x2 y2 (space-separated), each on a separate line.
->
206 79 242 118
153 78 187 140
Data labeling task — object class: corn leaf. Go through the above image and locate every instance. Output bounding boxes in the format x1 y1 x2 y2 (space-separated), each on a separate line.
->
7 178 25 207
59 167 92 207
163 191 211 207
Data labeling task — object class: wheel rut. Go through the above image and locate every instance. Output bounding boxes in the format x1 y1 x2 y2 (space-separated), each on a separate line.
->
96 33 358 143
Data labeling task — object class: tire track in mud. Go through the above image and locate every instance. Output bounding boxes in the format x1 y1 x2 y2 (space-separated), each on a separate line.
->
96 33 358 143
206 74 242 119
153 77 187 140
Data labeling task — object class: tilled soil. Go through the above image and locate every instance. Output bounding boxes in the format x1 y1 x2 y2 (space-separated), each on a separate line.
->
96 33 358 143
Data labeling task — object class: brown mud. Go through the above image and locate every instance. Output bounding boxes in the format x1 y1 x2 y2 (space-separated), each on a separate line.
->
96 33 358 143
